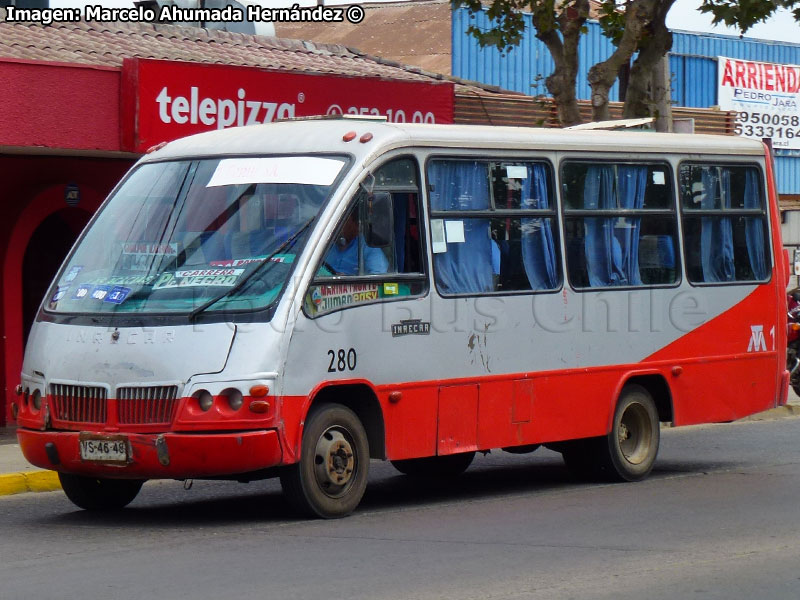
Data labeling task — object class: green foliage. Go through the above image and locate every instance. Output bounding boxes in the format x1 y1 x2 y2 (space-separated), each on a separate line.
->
598 0 628 46
699 0 800 34
454 0 644 51
453 0 583 52
453 0 529 51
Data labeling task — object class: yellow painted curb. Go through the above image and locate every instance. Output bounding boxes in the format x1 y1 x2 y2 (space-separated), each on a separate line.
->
0 470 61 496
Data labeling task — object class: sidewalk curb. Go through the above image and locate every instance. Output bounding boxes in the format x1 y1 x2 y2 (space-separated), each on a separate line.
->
0 470 61 497
740 404 800 421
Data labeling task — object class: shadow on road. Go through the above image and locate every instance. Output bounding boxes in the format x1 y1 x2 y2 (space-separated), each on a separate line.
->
35 450 739 528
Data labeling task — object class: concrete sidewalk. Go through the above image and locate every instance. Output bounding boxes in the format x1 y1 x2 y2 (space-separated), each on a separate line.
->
2 396 799 498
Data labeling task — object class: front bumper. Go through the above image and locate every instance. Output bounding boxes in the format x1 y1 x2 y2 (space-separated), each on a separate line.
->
17 428 284 479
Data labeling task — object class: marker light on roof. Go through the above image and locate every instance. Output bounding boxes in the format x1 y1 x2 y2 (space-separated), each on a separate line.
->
360 132 374 143
343 131 357 142
145 141 168 154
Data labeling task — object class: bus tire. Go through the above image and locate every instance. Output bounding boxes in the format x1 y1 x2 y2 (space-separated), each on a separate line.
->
280 403 369 519
58 473 144 510
561 385 659 482
391 451 475 478
602 384 660 481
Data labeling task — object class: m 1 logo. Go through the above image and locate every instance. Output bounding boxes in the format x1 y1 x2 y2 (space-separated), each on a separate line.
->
121 58 455 153
747 324 775 352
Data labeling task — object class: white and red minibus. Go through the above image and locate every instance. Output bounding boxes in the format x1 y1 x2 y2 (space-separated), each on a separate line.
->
14 118 789 517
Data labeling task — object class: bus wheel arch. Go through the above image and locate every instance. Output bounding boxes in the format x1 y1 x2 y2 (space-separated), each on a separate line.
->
302 383 386 460
621 374 674 424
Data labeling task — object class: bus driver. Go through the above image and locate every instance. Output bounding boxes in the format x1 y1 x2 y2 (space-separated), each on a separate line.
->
323 208 389 275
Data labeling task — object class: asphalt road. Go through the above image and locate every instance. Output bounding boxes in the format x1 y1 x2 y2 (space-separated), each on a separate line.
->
2 416 800 600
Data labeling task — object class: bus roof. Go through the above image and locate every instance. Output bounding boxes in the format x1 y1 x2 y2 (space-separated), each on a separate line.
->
143 119 766 163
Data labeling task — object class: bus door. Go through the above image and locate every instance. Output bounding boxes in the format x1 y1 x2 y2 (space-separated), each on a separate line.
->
286 156 434 459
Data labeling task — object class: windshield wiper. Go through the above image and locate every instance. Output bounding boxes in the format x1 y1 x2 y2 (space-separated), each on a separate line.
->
188 217 316 321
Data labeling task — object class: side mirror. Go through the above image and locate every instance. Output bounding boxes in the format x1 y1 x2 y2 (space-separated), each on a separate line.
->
363 192 393 248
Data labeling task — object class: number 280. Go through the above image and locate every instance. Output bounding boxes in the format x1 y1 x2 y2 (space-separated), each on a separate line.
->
327 348 357 372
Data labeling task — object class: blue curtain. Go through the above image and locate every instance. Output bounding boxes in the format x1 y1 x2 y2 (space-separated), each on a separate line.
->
743 169 768 280
582 165 647 286
582 167 623 286
701 167 735 282
615 166 647 285
428 161 493 293
583 166 620 286
520 164 558 290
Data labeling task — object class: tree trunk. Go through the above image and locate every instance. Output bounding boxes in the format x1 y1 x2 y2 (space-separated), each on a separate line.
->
652 55 672 131
618 61 631 102
546 70 582 126
532 0 588 126
587 0 660 122
622 0 675 120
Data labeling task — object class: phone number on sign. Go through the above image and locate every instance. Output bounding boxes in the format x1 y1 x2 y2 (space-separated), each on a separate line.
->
734 111 800 141
326 105 437 123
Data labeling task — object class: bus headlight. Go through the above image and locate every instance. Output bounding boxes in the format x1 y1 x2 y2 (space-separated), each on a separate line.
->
195 390 214 412
222 388 243 411
31 389 42 412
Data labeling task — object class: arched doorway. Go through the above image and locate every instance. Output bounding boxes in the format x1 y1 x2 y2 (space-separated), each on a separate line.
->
22 209 88 346
2 182 100 426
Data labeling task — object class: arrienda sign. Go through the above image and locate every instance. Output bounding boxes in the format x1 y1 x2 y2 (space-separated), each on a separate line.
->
718 56 800 150
121 58 455 153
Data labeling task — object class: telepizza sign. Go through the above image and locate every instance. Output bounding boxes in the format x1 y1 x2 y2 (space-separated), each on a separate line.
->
121 58 455 153
718 55 800 150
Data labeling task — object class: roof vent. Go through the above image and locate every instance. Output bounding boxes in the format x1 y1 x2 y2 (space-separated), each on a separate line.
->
566 117 655 131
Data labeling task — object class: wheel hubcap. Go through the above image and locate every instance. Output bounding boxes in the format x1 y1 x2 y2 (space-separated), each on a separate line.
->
618 402 651 465
314 427 356 498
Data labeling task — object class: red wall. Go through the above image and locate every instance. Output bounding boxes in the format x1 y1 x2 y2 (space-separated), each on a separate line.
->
0 58 130 423
0 156 134 425
0 59 121 152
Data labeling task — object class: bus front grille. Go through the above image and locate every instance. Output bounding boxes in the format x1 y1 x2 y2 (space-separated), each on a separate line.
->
117 386 179 425
50 384 108 424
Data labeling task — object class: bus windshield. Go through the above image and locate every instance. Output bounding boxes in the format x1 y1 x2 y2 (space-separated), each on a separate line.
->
45 155 347 316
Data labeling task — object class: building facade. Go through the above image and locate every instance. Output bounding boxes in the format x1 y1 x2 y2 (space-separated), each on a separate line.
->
0 9 469 425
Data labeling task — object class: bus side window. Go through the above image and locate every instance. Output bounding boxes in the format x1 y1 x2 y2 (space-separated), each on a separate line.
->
308 158 427 315
562 162 679 289
318 158 425 278
427 159 560 295
679 164 770 283
322 199 392 276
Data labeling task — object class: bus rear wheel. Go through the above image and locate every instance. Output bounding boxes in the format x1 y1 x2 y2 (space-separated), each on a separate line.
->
391 451 475 478
280 403 369 519
58 473 144 510
562 384 660 482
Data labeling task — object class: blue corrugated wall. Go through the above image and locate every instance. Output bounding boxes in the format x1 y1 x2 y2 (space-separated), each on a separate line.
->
452 7 800 194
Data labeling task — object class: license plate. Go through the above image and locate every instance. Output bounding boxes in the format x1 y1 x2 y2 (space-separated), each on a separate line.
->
79 434 128 463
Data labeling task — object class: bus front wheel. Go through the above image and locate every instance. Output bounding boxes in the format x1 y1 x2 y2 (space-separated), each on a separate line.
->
562 384 660 482
280 403 369 519
58 473 144 510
